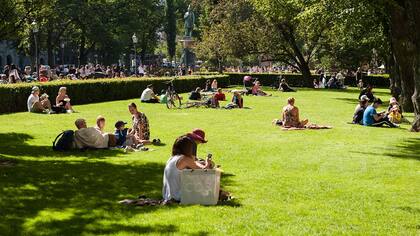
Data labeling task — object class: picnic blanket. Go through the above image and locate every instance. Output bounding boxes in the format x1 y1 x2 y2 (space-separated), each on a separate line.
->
281 125 333 131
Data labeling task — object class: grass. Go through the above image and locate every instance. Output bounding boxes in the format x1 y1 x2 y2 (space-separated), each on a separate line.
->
0 87 419 235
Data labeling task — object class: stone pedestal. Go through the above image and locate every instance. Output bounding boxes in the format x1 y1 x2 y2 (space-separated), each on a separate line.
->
180 37 196 68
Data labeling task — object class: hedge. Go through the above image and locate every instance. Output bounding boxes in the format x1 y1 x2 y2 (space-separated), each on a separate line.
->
226 73 391 88
0 75 229 114
0 72 391 114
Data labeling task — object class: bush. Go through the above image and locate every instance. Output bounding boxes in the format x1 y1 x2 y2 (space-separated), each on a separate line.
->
226 72 390 88
0 75 229 114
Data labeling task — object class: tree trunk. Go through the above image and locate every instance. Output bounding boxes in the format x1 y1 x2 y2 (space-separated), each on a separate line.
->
299 62 312 86
390 3 415 112
78 29 87 66
47 30 54 66
409 0 420 131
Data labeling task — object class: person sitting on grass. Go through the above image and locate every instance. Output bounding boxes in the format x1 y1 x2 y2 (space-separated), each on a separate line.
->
141 84 160 103
359 84 375 101
252 81 270 96
95 115 106 134
225 91 243 109
27 86 51 113
279 79 296 92
313 79 320 89
211 79 218 92
74 118 111 149
55 87 74 113
160 89 168 104
186 129 208 160
388 105 402 124
353 95 370 124
280 97 308 128
128 103 160 147
387 97 403 116
162 135 212 203
189 87 202 101
213 88 226 107
363 98 398 128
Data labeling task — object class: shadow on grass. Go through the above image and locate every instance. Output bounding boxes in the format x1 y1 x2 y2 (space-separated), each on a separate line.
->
0 136 239 235
0 159 178 235
354 138 420 161
384 138 420 161
0 133 126 158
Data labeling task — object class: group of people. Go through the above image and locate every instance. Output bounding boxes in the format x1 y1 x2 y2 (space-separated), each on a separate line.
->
352 85 403 128
73 103 160 151
27 86 73 114
314 72 346 89
1 63 153 84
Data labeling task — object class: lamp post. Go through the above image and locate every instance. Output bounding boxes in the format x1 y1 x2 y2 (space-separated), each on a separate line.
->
60 41 65 66
31 21 39 79
132 33 138 76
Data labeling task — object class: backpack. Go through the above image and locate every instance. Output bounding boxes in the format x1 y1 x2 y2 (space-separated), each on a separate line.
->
53 130 75 151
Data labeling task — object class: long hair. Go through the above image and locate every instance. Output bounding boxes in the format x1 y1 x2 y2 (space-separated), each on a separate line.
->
172 135 194 157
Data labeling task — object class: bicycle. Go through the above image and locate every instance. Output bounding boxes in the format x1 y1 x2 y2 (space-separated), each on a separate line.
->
165 78 182 109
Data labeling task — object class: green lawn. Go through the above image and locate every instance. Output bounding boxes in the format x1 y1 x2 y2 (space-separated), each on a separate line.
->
0 88 419 235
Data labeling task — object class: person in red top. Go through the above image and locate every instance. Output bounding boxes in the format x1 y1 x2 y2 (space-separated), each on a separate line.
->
213 88 226 107
38 69 49 82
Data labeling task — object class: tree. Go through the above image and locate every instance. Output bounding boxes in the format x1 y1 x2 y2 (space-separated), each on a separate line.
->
165 0 177 61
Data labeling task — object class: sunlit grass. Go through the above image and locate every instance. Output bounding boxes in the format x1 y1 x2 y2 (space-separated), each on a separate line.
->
0 87 418 235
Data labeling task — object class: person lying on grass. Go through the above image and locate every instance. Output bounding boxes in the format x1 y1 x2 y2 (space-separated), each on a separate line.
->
74 118 114 149
353 95 370 125
162 135 213 203
55 87 74 113
27 86 52 114
363 98 399 128
128 103 160 147
273 97 332 130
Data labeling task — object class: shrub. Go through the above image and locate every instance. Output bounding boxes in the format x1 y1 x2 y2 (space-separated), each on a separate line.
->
0 75 229 114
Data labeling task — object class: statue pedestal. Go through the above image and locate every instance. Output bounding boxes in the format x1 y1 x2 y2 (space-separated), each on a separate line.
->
180 36 196 68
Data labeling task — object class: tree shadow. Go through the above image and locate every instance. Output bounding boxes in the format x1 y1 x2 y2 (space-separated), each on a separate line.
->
354 138 420 161
0 158 180 235
384 138 420 161
334 97 359 104
0 133 126 158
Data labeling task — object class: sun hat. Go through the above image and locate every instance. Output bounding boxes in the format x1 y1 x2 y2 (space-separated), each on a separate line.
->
187 129 207 143
360 95 369 102
115 120 127 129
243 75 252 82
389 97 398 104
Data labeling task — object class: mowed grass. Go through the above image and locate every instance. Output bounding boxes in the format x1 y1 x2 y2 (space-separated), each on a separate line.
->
0 87 419 235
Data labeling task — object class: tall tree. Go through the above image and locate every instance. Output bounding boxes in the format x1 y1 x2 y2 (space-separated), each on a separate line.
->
165 0 177 61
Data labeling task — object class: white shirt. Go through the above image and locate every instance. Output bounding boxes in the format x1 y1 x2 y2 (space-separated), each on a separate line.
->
74 127 109 149
138 66 145 74
27 94 39 112
141 88 154 101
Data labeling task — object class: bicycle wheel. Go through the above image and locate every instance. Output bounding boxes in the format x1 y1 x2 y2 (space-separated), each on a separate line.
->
166 93 182 109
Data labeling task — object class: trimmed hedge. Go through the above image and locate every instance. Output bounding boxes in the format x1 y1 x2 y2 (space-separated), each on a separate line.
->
0 75 229 114
226 72 391 88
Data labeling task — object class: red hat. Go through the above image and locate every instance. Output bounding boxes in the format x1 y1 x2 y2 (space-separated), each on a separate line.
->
187 129 207 143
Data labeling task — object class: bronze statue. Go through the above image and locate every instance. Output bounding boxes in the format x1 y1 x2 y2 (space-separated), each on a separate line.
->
184 5 195 37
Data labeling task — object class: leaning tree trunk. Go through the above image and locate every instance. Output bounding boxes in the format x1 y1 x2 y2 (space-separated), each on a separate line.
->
409 0 420 131
299 62 312 87
390 4 415 112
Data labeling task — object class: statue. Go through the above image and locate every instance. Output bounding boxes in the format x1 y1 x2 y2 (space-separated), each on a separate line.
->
184 5 195 38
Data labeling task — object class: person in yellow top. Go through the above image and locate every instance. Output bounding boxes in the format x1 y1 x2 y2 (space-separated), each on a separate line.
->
388 105 402 124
